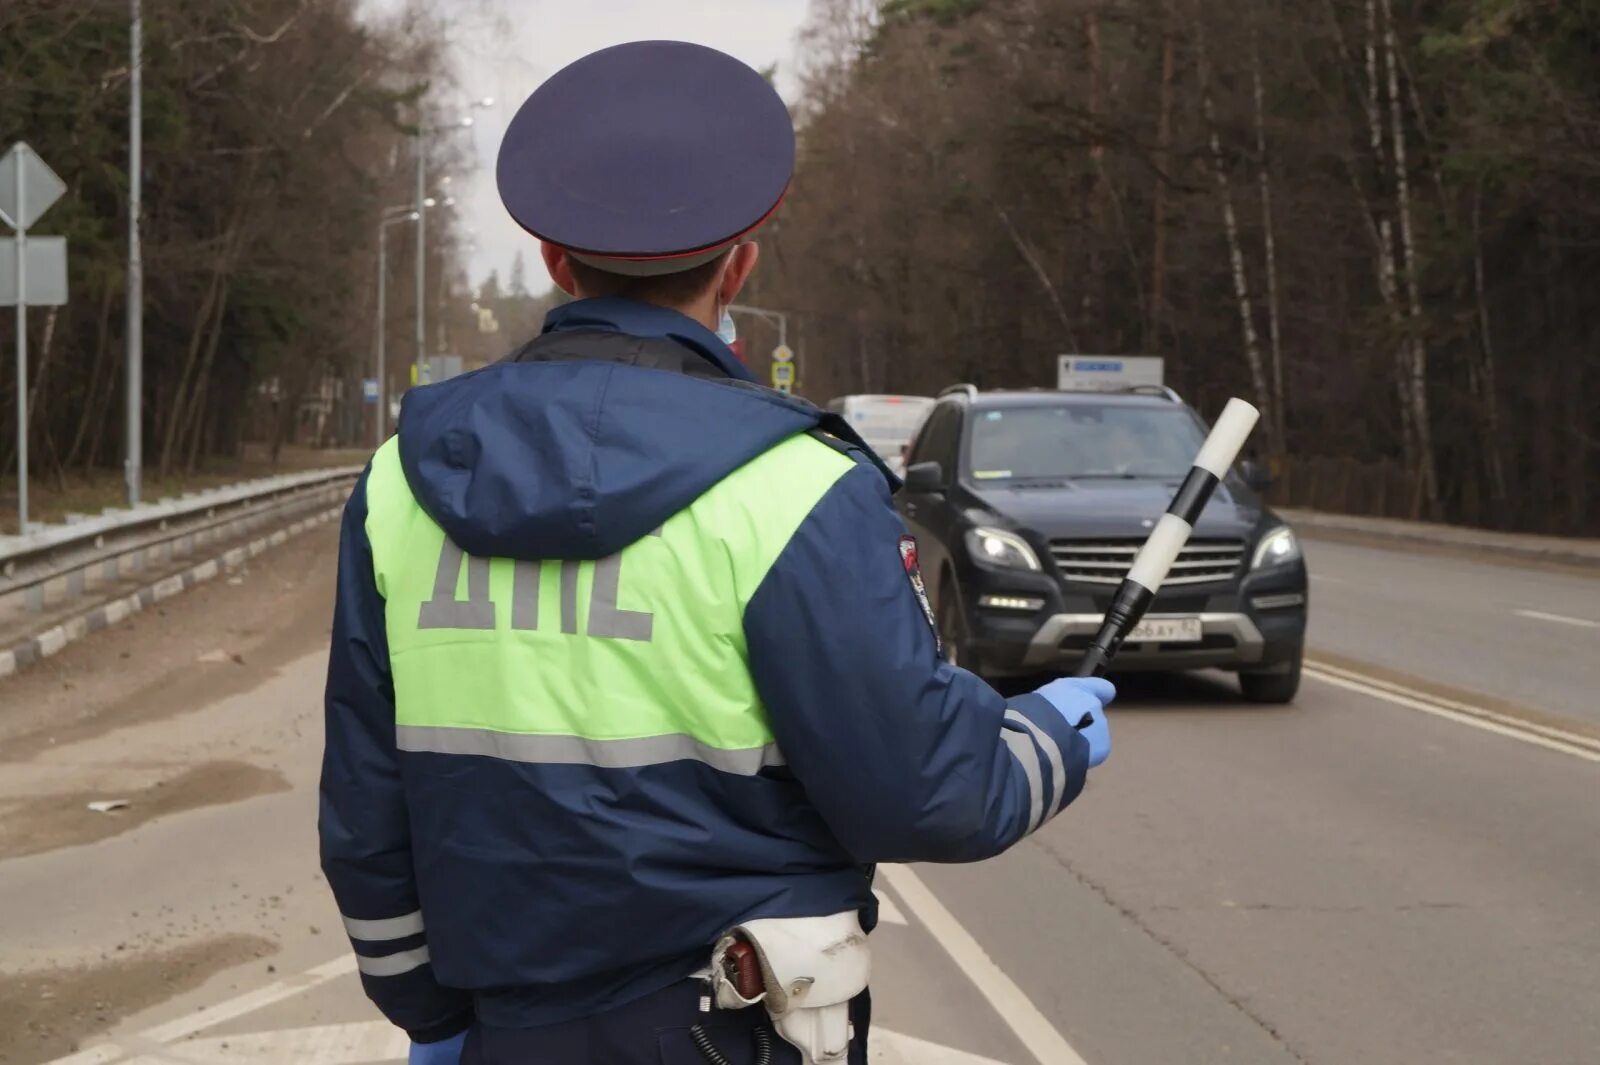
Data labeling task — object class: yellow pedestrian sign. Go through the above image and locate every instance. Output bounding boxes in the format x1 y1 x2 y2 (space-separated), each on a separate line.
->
771 361 795 389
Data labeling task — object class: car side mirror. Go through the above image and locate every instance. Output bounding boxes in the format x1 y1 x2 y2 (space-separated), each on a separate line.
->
904 461 945 493
1238 459 1273 492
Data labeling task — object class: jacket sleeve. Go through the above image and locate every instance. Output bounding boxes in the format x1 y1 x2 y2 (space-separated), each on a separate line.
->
743 459 1091 865
318 471 473 1042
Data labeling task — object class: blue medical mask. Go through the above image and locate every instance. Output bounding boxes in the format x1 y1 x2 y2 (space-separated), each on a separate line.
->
716 308 738 346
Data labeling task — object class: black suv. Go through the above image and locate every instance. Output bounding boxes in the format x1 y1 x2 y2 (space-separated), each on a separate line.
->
896 385 1308 702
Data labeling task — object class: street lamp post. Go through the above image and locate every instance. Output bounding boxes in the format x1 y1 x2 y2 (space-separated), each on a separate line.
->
412 97 492 386
413 135 425 387
375 207 419 446
729 303 789 349
127 0 143 507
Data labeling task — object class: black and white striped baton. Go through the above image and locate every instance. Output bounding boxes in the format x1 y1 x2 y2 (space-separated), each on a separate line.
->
1074 398 1261 679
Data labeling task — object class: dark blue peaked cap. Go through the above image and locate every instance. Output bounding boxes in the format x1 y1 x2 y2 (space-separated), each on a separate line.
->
497 40 795 277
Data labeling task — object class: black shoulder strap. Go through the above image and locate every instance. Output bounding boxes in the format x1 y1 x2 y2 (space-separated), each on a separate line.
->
809 413 903 492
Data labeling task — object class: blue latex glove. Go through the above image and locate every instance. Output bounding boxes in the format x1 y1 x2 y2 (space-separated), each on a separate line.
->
1033 677 1115 768
409 1030 467 1065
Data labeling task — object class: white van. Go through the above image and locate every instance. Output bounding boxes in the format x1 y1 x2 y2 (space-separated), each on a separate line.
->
825 394 936 476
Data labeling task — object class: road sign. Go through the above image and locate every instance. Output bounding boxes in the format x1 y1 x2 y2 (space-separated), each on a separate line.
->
1057 354 1164 392
361 378 379 404
0 142 66 231
772 343 794 363
771 361 795 386
428 354 463 382
3 142 69 535
0 237 67 306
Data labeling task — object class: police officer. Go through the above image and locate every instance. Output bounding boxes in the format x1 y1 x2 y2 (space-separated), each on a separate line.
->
319 40 1114 1065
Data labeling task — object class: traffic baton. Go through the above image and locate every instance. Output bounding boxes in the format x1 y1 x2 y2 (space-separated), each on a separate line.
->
1074 398 1261 680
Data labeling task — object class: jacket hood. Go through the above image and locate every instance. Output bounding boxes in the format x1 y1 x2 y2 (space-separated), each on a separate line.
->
395 300 824 560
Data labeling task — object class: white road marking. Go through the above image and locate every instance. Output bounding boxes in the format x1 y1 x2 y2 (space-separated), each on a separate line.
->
137 955 356 1044
1513 608 1600 630
47 959 357 1064
875 887 909 925
41 1048 125 1065
880 864 1090 1065
1309 573 1346 584
54 996 1013 1065
873 1029 1013 1064
1305 661 1600 764
89 1020 1015 1065
160 1020 408 1064
49 945 1023 1065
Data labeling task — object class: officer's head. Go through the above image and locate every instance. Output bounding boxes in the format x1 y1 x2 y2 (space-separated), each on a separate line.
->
498 41 794 333
540 242 759 330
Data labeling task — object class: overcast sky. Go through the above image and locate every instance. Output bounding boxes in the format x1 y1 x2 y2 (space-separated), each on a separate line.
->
367 0 812 290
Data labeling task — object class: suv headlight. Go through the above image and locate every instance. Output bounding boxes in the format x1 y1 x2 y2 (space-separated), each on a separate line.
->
966 526 1041 571
1251 525 1302 570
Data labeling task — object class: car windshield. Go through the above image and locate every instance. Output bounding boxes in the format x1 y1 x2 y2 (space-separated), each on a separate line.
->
965 403 1207 481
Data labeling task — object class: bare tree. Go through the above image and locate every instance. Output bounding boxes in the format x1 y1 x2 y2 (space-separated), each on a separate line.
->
1194 5 1274 452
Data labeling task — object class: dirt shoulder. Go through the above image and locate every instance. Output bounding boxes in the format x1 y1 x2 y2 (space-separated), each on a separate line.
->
0 935 276 1065
0 523 340 1064
0 524 337 758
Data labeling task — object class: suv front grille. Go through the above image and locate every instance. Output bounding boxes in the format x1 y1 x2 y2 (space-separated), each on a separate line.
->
1049 538 1246 586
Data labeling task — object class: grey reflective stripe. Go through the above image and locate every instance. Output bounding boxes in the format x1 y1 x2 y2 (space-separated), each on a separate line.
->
1000 726 1044 832
1006 709 1069 818
397 725 785 776
342 910 423 942
357 945 431 978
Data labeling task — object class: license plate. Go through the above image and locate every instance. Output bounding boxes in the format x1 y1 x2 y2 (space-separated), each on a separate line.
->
1127 616 1202 644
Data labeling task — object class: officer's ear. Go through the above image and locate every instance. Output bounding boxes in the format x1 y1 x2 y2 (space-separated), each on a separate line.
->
541 241 579 297
717 242 760 308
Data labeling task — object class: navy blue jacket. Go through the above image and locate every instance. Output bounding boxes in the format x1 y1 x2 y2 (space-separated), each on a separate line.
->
319 298 1090 1037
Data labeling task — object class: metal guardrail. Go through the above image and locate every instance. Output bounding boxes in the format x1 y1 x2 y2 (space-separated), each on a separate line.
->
0 467 360 614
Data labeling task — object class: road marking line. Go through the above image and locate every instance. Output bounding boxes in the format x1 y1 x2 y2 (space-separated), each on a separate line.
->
41 1047 125 1065
880 864 1089 1065
1305 663 1600 764
874 1029 1014 1064
1309 573 1346 584
875 888 909 925
137 954 356 1044
107 1018 1015 1065
1513 608 1599 629
157 1020 408 1065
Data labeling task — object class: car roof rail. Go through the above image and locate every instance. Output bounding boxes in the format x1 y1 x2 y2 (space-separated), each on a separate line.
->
1124 384 1184 403
939 383 979 400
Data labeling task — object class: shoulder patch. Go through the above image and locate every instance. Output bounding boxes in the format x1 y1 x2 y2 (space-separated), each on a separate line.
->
898 535 941 652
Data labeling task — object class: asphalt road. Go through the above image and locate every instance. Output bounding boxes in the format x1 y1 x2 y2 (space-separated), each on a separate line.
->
1 525 1596 1065
1301 536 1600 728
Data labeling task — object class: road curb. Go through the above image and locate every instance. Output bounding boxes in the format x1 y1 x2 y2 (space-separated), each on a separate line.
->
1279 507 1600 569
0 506 340 682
